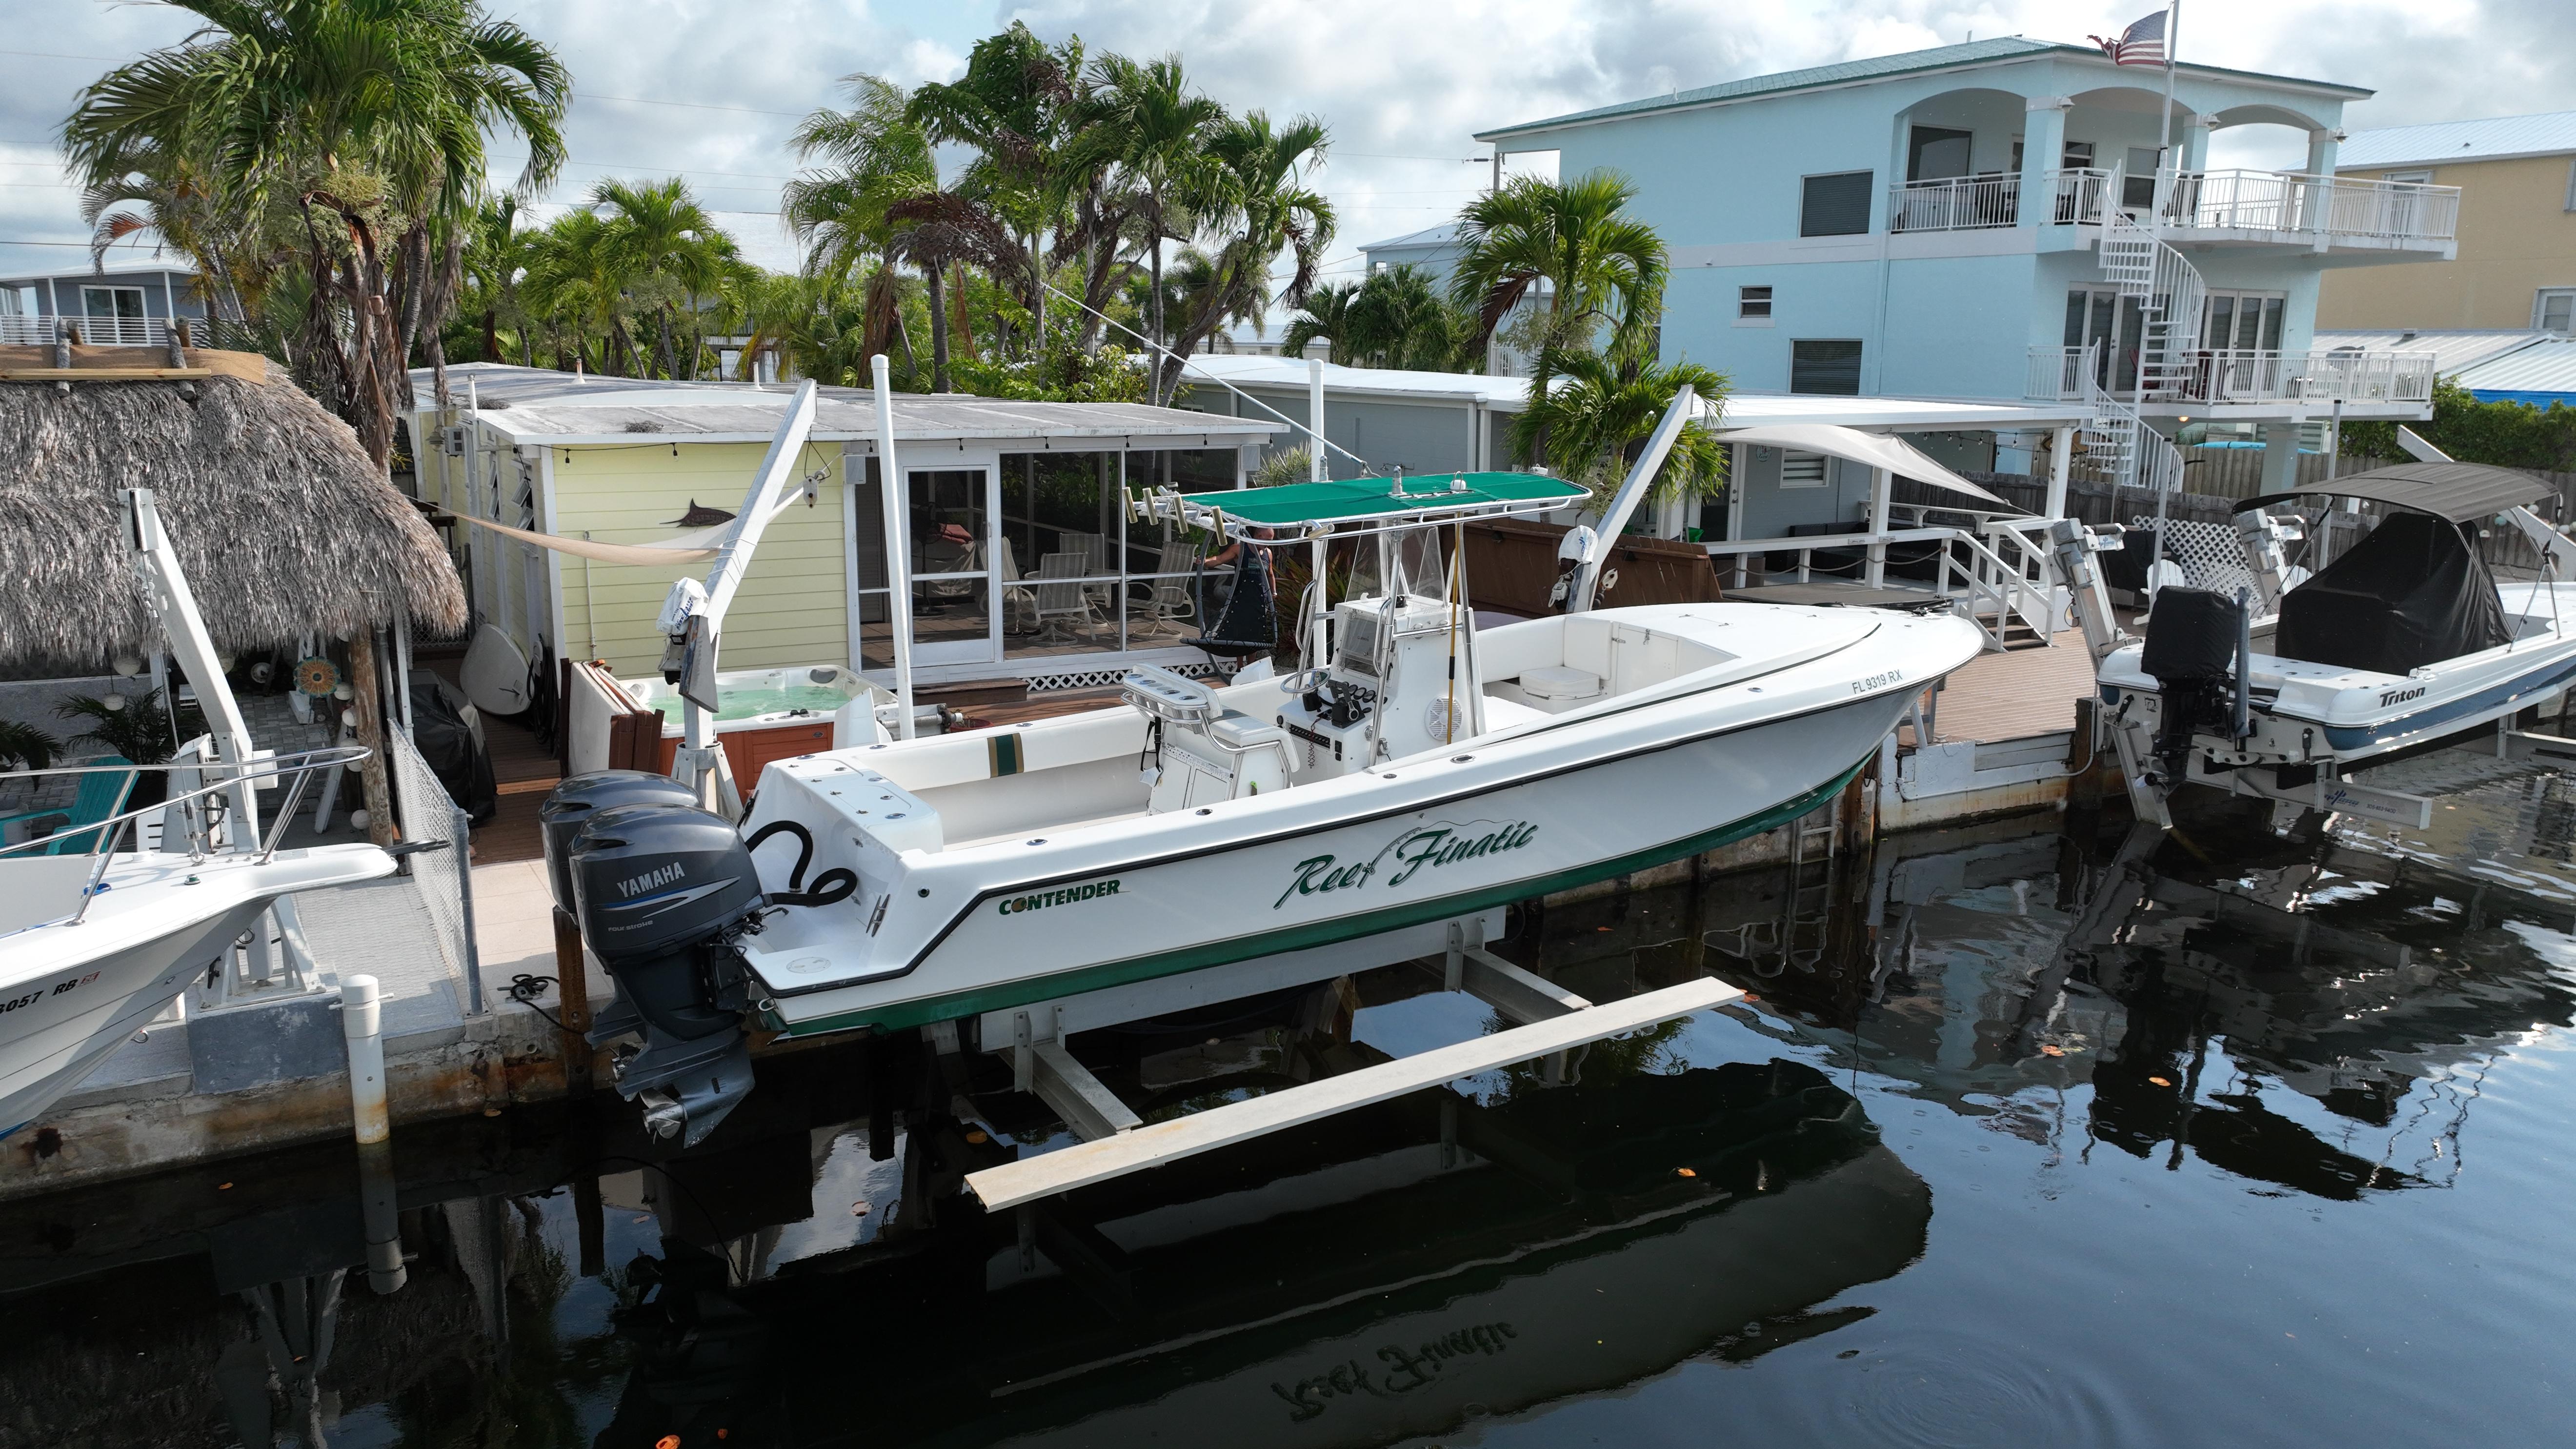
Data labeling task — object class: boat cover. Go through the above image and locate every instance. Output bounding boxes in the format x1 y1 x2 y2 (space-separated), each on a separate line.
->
407 673 499 825
2236 462 2550 523
1174 472 1588 528
2273 511 2511 675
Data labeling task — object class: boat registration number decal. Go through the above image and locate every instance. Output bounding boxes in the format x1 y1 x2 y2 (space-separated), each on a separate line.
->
1852 669 1903 694
0 971 98 1016
998 879 1122 916
1276 819 1539 910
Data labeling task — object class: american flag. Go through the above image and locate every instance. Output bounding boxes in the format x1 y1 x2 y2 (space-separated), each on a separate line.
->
2091 8 2169 67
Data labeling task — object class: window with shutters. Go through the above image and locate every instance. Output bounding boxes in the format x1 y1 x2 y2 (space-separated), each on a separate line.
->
1739 285 1772 320
1800 171 1873 237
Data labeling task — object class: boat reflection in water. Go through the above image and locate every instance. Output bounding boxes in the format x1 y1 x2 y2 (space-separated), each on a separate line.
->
601 1056 1926 1447
1649 789 2576 1207
8 778 2576 1445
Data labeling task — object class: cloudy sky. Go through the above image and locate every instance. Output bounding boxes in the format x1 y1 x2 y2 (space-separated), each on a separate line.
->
4 0 2570 293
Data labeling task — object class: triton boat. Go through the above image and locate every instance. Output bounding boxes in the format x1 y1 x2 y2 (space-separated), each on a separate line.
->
0 489 395 1138
2054 460 2576 829
548 388 1987 1145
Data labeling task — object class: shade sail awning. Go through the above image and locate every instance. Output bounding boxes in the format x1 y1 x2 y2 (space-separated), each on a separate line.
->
1170 471 1590 530
2235 462 2552 523
1709 423 2008 505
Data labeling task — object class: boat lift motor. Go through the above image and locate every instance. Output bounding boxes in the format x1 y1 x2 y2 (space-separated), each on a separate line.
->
567 801 769 1147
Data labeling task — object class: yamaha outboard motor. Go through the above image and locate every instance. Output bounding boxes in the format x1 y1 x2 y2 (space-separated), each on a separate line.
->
2138 586 2247 791
541 770 703 918
570 801 767 1147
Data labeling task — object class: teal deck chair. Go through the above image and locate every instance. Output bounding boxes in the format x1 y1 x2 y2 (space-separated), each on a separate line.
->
33 756 140 856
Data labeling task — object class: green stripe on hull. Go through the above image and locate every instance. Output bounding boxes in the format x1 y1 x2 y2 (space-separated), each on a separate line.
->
773 756 1866 1040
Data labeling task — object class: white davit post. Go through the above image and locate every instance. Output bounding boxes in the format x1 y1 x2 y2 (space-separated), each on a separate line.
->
1308 357 1327 482
872 354 917 739
664 378 821 811
1567 386 1702 613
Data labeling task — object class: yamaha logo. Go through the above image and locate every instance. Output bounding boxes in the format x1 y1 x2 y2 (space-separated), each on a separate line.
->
619 862 686 899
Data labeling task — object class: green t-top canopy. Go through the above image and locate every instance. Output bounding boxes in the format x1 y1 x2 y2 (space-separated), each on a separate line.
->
1170 471 1589 530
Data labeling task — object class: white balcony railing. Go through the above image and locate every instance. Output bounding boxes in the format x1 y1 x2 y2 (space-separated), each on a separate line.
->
0 314 187 347
2028 346 2439 406
2045 167 2114 226
1888 174 2019 232
2158 169 2458 245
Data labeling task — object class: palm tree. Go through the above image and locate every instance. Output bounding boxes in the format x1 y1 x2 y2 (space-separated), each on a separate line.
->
523 207 635 374
457 195 535 363
785 74 958 387
1345 264 1472 371
75 136 258 330
1070 53 1225 374
1152 109 1333 403
1279 280 1357 362
908 22 1085 365
1511 349 1729 498
61 0 570 465
1450 171 1668 406
594 177 739 378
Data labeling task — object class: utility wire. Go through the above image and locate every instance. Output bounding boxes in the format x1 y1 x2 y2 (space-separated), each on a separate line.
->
1039 277 1373 471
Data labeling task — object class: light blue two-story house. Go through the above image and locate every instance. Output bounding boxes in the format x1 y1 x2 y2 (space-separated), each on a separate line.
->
1474 37 2457 491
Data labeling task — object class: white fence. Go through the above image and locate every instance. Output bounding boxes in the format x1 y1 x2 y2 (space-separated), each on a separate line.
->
389 724 484 1013
2162 169 2459 245
0 314 197 347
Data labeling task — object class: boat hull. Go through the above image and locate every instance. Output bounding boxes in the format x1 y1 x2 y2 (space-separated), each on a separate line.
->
0 899 273 1137
755 681 1915 1037
0 845 395 1137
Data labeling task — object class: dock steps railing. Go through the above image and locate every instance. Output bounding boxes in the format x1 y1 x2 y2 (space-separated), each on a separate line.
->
964 973 1741 1210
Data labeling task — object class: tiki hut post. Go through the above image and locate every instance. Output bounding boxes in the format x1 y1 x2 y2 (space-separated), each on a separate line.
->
347 624 397 848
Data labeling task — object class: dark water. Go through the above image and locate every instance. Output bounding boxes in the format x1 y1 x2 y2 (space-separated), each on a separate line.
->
8 762 2576 1448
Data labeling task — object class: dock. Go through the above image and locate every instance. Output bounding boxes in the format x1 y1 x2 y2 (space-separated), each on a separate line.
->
1 619 2129 1202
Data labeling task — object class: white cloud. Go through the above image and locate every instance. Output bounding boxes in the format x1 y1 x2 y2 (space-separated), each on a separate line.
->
6 0 2570 286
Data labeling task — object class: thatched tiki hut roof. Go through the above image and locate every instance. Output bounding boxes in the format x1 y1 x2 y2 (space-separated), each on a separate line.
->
0 348 466 671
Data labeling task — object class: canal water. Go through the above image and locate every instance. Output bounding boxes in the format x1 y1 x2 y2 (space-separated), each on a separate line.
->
7 756 2576 1448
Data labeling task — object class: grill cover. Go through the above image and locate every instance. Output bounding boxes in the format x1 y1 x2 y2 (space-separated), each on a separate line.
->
2273 512 2512 675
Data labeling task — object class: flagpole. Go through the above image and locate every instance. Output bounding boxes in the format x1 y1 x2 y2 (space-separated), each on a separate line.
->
2153 0 2181 224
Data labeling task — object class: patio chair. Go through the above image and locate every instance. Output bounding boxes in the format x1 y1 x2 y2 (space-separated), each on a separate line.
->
1130 539 1201 637
996 536 1036 633
1029 552 1102 644
3 754 140 856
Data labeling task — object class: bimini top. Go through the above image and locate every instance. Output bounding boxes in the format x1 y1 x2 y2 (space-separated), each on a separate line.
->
2235 462 2551 524
1155 471 1589 536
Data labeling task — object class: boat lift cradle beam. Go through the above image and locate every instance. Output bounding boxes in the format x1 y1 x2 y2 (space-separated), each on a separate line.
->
966 971 1739 1210
961 907 1738 1210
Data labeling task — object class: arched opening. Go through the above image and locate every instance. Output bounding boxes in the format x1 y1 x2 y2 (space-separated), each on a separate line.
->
1887 87 2034 231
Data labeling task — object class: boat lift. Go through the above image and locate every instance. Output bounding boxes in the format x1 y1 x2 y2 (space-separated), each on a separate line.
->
959 389 1743 1210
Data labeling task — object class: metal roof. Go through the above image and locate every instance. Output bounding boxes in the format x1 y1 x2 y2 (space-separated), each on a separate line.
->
2452 337 2576 399
1357 222 1464 254
2338 110 2576 170
2314 329 2554 376
417 363 1278 445
1477 38 2366 141
1176 355 2098 430
2237 462 2551 522
1175 471 1586 529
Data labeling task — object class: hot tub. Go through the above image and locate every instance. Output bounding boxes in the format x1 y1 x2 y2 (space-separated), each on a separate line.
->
621 665 891 781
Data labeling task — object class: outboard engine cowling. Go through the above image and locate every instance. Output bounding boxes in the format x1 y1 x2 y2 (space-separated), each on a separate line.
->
541 770 703 917
2139 586 2245 790
569 801 767 1146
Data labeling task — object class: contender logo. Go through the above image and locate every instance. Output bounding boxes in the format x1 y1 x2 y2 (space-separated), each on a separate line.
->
998 879 1122 915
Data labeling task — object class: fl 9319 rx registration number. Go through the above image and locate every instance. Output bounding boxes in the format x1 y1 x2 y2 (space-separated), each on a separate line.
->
1852 669 1904 694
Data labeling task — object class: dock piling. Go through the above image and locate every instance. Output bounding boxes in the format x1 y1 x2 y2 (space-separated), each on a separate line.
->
340 974 388 1145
